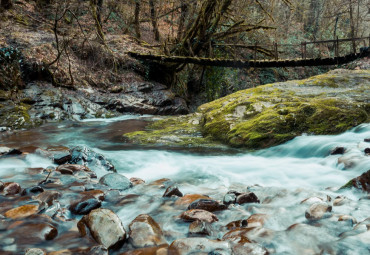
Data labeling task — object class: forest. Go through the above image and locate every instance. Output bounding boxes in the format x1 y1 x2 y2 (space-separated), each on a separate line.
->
0 1 370 255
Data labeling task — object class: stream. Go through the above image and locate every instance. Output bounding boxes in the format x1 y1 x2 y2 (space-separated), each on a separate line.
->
0 115 369 254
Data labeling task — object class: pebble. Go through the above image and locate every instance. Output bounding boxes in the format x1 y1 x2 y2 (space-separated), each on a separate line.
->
21 186 44 196
163 185 183 197
4 204 39 219
3 182 21 195
189 220 213 236
70 197 101 215
188 199 227 212
168 238 231 254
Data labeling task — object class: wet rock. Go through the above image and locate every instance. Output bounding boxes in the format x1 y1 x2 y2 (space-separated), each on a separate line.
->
163 185 183 197
10 223 58 243
300 196 325 204
130 177 145 186
4 204 39 219
169 238 231 255
21 186 44 196
56 164 95 178
87 245 109 255
0 146 11 155
99 173 132 190
70 146 116 172
34 191 61 206
365 148 370 155
78 208 126 249
222 227 273 244
47 146 72 164
70 197 101 215
188 220 213 236
232 243 269 255
119 244 168 255
364 138 370 142
25 248 46 255
225 219 248 230
247 214 269 228
175 194 210 206
331 147 346 155
0 181 4 191
180 209 218 223
333 196 350 206
341 170 370 192
81 190 105 201
128 214 167 248
236 192 260 205
188 199 227 212
305 202 332 220
338 215 357 225
223 191 240 205
3 182 21 195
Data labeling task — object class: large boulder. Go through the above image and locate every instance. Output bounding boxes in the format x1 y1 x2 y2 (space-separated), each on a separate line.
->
341 170 370 192
125 69 370 149
99 173 132 190
78 208 127 249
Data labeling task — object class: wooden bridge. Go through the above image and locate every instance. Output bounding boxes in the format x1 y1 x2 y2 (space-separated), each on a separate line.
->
128 37 370 69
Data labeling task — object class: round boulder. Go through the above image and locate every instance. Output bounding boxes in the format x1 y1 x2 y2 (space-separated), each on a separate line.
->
99 173 132 190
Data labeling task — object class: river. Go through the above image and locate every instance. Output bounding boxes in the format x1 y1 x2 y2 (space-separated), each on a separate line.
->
0 115 369 254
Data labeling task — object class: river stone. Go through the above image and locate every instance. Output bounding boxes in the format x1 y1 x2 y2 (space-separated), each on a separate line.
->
226 219 248 230
338 215 357 225
10 223 58 243
175 194 210 206
189 220 213 236
99 173 132 190
25 248 46 255
4 204 39 219
236 192 260 204
232 243 269 255
70 197 101 215
78 208 126 249
163 185 183 197
330 147 346 155
180 209 218 223
119 244 168 255
34 191 62 206
46 146 72 165
0 181 4 191
365 148 370 155
87 245 109 255
130 177 145 185
70 145 116 172
247 214 269 228
168 237 232 255
305 202 332 220
3 182 21 195
341 170 370 192
56 164 95 178
188 199 227 212
128 214 167 248
21 186 44 196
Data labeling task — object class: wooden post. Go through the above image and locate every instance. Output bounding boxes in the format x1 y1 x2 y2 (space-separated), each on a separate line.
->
303 42 307 59
352 36 356 53
274 42 278 60
335 36 339 57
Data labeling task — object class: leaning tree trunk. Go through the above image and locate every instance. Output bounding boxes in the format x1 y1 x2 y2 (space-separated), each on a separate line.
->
1 0 12 9
149 0 160 41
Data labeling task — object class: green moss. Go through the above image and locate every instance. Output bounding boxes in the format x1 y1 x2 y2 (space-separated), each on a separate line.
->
124 69 370 149
0 103 35 129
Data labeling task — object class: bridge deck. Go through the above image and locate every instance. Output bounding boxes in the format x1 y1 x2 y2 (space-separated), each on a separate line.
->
128 51 369 69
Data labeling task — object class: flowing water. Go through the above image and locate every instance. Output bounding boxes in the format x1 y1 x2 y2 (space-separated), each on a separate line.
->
1 115 369 254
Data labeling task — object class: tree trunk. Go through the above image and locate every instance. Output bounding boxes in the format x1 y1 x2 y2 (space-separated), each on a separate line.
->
97 0 103 29
177 2 188 41
134 0 141 39
149 0 160 41
1 0 12 9
349 0 356 52
90 0 105 42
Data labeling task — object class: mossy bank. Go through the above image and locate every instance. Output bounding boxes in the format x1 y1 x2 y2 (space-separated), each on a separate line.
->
125 69 370 149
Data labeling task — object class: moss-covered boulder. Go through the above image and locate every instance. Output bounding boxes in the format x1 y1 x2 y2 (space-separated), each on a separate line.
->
125 69 370 149
341 170 370 192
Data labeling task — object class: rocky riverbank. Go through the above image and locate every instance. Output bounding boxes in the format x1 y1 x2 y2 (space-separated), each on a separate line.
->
0 140 369 254
125 69 370 149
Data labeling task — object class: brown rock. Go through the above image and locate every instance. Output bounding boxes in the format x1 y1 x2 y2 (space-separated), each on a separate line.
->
342 170 370 192
222 228 254 244
78 208 126 249
338 215 357 225
4 204 39 219
0 181 4 191
34 191 61 206
130 177 145 185
175 194 210 206
10 223 58 243
236 192 260 204
331 147 346 155
163 185 183 197
305 202 332 220
129 214 167 248
179 209 218 223
149 178 170 187
169 238 231 255
119 244 168 255
225 219 248 230
81 190 105 201
232 243 269 255
189 220 213 236
56 164 91 174
247 214 269 228
3 182 21 195
188 199 227 212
